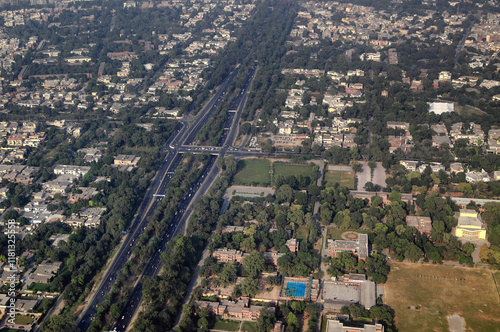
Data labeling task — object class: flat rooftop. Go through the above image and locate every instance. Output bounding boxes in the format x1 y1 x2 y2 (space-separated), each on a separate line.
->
323 280 376 308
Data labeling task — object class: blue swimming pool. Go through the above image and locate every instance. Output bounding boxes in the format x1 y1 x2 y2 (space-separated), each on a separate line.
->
285 282 307 298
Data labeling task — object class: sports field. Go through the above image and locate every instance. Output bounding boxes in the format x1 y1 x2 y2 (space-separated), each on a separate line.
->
273 163 316 184
233 159 271 186
324 170 355 189
384 262 500 332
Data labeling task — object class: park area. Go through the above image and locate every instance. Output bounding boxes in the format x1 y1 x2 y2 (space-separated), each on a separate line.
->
241 321 258 332
324 169 355 189
384 262 500 332
233 159 271 187
233 159 317 188
213 319 240 331
273 163 316 185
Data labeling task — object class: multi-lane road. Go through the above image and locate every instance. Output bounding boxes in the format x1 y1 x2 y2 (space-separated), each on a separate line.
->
77 65 257 332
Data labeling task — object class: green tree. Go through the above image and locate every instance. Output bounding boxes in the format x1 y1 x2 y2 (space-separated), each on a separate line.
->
242 236 256 252
240 277 259 296
388 191 401 203
41 314 76 332
457 182 473 197
287 312 300 332
405 244 423 262
276 184 294 203
256 309 276 332
243 253 266 276
319 205 333 225
351 162 362 173
218 263 237 287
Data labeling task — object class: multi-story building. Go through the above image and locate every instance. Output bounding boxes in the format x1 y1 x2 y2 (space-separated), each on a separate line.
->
195 299 275 321
406 216 432 234
326 319 384 332
454 209 486 240
212 248 246 263
328 234 368 260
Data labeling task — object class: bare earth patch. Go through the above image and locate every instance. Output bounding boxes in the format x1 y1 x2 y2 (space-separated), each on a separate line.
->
384 262 500 332
447 313 465 332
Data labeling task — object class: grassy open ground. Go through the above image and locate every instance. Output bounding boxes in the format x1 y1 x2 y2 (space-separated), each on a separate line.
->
384 262 500 332
28 282 53 292
14 314 34 325
296 225 309 241
213 319 240 331
324 170 355 189
273 163 316 184
233 159 271 186
241 321 258 332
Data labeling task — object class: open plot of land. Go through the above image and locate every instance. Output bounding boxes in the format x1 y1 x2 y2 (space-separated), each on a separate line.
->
213 319 240 331
241 321 258 332
28 282 53 292
324 170 355 189
273 163 316 184
233 159 271 186
384 262 500 332
295 225 309 241
14 314 34 325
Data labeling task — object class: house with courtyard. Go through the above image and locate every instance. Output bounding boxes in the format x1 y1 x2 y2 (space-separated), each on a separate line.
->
328 234 369 260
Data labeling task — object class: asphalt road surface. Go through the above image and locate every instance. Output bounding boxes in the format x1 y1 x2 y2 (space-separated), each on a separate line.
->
113 66 257 331
78 66 243 331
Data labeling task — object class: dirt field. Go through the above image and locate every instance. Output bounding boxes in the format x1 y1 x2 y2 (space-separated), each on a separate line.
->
384 262 500 332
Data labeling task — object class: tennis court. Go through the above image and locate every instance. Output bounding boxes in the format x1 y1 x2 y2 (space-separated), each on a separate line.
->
285 281 307 298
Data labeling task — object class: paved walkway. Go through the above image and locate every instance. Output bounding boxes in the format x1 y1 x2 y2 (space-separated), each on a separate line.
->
309 159 325 187
224 185 275 199
458 238 489 264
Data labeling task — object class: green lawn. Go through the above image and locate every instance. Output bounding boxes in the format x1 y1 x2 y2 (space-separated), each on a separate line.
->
296 225 309 241
213 319 241 331
241 321 258 332
273 163 316 184
14 314 34 325
233 159 271 186
28 283 53 292
326 228 372 240
324 170 355 189
36 298 55 314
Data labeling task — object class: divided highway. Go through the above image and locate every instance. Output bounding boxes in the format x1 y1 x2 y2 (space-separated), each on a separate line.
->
113 65 257 331
77 66 242 331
